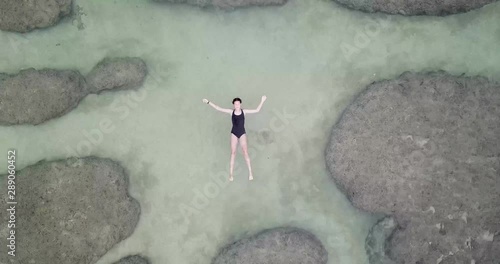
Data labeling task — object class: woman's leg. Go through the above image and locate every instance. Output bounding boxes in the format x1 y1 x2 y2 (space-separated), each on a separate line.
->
229 133 238 181
239 134 253 180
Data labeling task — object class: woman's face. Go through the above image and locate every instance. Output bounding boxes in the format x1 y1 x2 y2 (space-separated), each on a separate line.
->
233 101 241 109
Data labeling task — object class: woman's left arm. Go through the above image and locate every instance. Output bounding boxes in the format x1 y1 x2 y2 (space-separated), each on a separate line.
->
244 95 267 114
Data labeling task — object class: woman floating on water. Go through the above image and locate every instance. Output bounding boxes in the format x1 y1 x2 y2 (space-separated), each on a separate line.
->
202 96 267 181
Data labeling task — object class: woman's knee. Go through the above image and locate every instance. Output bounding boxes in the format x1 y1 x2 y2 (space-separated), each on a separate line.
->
241 147 249 156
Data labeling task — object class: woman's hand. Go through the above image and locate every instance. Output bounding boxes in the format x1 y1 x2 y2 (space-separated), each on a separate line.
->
202 98 209 104
261 95 267 102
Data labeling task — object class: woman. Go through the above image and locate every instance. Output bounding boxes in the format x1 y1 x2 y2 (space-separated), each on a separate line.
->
202 95 267 181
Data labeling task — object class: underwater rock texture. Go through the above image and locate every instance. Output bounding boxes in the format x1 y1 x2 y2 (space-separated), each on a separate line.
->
112 255 151 264
332 0 498 15
0 157 141 264
0 0 72 32
86 57 148 93
152 0 287 9
212 227 328 264
325 71 500 263
0 57 147 125
0 68 87 125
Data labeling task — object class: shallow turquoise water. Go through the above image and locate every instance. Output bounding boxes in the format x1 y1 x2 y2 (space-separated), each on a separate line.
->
0 0 499 263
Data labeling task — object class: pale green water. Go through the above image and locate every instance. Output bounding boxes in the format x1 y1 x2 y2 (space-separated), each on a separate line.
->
0 0 499 263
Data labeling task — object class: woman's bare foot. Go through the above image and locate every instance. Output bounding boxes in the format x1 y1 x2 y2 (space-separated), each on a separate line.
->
229 174 234 182
249 174 253 181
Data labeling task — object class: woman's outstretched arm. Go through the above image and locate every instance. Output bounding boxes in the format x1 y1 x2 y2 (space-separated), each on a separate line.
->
202 98 232 114
244 95 267 114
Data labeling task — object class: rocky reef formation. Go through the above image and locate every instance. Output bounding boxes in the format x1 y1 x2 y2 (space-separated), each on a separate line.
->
333 0 498 16
86 57 148 93
0 0 73 32
0 156 141 264
212 227 328 264
113 255 151 264
151 0 287 10
325 71 500 263
0 57 147 126
0 69 87 125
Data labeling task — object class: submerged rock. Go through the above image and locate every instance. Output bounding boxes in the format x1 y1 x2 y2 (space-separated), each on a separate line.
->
0 68 88 125
113 255 151 264
212 227 328 264
365 217 397 264
86 57 148 93
152 0 287 9
0 0 72 32
332 0 497 15
0 57 147 125
325 71 500 263
0 157 141 264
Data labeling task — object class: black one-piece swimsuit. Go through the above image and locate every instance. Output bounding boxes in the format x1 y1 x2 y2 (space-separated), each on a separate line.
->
231 109 245 138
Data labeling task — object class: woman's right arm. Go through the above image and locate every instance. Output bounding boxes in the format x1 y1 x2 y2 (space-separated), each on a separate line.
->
203 99 232 114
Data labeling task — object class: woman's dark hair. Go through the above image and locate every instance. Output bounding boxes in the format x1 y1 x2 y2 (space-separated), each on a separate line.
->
232 97 242 104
